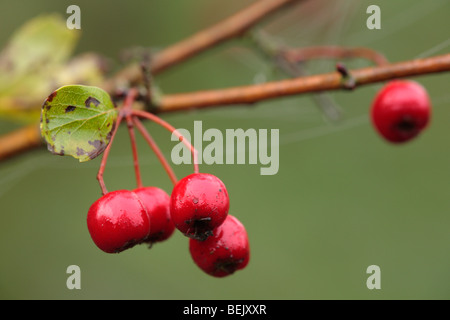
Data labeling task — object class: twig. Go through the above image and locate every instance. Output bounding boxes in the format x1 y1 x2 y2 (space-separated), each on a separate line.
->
2 53 449 162
157 53 450 112
102 0 301 93
0 124 42 160
248 30 343 121
2 53 450 162
150 0 301 74
283 46 389 66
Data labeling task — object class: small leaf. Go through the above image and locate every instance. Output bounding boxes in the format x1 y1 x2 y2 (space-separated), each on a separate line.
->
0 14 107 123
40 85 118 162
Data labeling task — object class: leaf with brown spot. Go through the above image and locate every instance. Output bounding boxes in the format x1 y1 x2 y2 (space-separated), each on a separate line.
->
40 85 118 162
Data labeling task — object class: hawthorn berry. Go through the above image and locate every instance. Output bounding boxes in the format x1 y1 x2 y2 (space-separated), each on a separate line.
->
189 215 250 278
87 190 150 253
371 80 431 143
170 173 229 241
134 186 175 245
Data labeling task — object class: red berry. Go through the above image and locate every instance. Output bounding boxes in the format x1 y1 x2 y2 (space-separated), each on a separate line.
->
170 173 229 241
371 80 431 143
134 186 175 245
87 190 150 253
189 215 250 278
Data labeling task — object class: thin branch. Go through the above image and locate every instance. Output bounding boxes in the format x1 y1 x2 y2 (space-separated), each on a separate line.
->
102 0 302 93
0 124 42 160
248 30 343 121
2 53 450 163
150 0 301 74
273 56 342 121
157 53 450 112
283 46 389 66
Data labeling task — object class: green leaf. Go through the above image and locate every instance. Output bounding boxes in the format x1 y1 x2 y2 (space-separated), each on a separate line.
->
0 14 107 123
0 14 80 122
0 14 78 79
40 85 118 162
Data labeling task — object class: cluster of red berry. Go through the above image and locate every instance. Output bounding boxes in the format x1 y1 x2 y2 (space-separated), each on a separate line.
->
87 172 250 278
76 87 251 278
370 80 431 143
82 77 430 280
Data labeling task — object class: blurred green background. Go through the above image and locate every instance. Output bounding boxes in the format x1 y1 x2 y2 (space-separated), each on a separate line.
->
1 0 450 300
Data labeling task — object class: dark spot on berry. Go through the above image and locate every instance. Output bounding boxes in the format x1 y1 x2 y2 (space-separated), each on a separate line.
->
85 96 100 108
193 197 199 204
144 230 165 245
65 105 76 113
115 238 142 253
184 217 213 241
45 118 49 124
396 119 416 132
214 258 244 275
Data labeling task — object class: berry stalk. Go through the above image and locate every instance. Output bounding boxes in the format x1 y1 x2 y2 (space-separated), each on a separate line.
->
123 88 143 189
132 109 199 174
125 114 143 189
96 112 124 195
132 116 178 186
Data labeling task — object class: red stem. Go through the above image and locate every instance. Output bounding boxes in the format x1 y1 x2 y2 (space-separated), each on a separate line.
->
132 116 178 186
126 113 143 188
131 109 199 174
97 88 143 195
96 112 124 195
123 88 143 188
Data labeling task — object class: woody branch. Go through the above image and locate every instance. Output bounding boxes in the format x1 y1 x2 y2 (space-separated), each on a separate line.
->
156 53 450 112
1 0 450 161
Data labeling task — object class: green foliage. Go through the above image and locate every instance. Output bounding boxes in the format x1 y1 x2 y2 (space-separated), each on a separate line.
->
0 14 106 123
40 85 118 162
